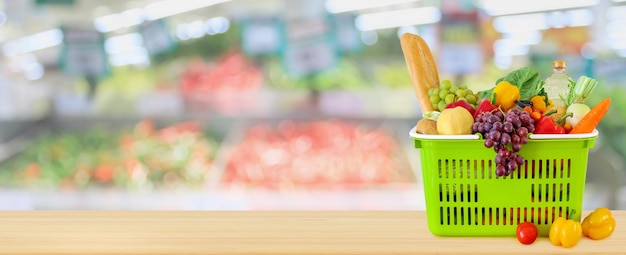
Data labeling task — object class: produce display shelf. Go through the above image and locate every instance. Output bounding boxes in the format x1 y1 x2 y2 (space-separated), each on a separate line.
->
0 116 422 210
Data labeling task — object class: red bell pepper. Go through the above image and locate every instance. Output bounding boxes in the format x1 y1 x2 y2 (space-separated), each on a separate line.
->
473 98 497 118
534 116 565 134
446 100 475 116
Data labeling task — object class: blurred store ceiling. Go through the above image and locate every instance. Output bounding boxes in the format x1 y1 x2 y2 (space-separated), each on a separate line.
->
3 0 626 77
0 0 439 40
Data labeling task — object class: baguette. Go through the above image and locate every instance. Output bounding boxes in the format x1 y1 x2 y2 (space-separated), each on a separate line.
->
400 33 440 113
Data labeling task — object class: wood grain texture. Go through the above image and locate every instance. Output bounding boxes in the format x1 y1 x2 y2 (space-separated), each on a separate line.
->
0 210 623 254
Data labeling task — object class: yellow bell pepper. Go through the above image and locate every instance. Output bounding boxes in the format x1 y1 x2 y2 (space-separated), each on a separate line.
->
582 207 616 240
493 81 520 111
549 217 582 248
530 95 547 113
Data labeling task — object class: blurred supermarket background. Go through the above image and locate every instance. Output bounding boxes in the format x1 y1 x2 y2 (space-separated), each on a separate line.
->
0 0 625 210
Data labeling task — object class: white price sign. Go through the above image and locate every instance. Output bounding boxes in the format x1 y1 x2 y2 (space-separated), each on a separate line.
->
64 44 107 76
283 17 337 76
61 27 108 76
140 20 174 57
333 14 360 52
242 18 282 55
284 39 336 76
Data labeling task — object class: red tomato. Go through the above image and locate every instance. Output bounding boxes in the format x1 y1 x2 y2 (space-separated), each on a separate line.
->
516 222 538 245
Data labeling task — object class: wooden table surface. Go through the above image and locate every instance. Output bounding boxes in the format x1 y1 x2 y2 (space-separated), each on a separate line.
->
0 210 623 254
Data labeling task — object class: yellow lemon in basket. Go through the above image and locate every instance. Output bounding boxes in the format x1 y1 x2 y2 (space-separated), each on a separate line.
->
437 107 474 135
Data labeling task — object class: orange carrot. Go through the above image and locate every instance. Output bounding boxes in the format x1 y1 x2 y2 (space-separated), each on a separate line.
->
569 98 611 134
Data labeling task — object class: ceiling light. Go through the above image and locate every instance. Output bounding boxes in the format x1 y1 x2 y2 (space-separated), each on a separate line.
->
607 20 626 39
325 0 419 14
608 6 626 21
94 8 144 33
360 31 378 46
492 13 549 33
477 0 599 16
610 38 626 50
493 9 593 33
144 0 230 21
24 62 44 81
206 17 230 35
501 31 542 45
494 39 529 56
1 29 63 57
93 0 230 33
109 47 150 67
104 33 143 54
566 9 593 27
0 12 6 27
355 7 440 31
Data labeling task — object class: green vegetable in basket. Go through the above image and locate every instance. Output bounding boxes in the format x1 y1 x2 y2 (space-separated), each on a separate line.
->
436 107 474 135
478 66 547 102
565 76 598 128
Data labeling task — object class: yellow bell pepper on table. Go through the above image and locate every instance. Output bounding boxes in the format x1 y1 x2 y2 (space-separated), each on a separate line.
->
549 217 582 248
582 207 616 240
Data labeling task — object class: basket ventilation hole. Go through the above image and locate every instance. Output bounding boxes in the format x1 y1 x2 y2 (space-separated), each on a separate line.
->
475 184 478 203
537 207 542 225
453 184 457 202
439 207 443 225
452 159 456 179
567 183 571 202
567 159 571 178
495 208 499 225
460 207 464 225
473 160 478 179
438 183 443 202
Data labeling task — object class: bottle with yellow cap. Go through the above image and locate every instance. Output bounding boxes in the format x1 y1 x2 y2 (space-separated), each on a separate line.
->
544 60 572 107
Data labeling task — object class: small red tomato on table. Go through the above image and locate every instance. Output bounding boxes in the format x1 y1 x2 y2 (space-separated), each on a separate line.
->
517 222 538 244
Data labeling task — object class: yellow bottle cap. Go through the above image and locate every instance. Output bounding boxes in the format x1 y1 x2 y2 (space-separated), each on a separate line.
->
553 60 566 68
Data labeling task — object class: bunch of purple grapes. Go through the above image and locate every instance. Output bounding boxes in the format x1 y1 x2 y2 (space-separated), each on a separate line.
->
472 108 536 177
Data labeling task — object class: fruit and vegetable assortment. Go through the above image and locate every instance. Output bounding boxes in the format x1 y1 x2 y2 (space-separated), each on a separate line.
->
220 120 413 190
414 63 611 177
401 33 616 247
0 120 218 190
409 52 610 177
417 68 609 176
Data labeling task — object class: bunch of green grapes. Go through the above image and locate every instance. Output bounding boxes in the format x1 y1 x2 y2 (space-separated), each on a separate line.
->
428 80 478 112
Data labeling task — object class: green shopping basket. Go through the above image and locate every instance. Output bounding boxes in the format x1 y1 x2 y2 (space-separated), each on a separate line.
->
410 127 599 237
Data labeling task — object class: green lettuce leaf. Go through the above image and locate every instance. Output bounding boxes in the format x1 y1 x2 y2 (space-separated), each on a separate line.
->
477 66 545 101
